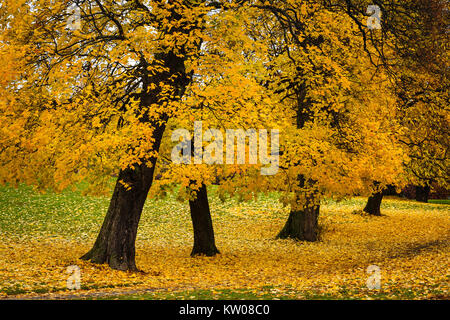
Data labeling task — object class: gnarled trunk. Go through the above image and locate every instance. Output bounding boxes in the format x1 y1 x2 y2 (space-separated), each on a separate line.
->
277 202 320 241
415 185 430 203
189 184 219 256
81 48 191 271
81 123 166 271
363 191 383 216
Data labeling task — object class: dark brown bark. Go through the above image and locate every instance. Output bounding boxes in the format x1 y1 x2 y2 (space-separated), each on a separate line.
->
189 184 219 256
81 122 166 271
363 191 383 216
277 202 320 241
415 185 430 203
81 48 191 271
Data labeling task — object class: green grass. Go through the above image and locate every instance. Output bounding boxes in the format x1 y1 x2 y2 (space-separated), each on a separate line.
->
0 183 286 241
0 184 109 240
429 199 450 205
95 288 299 300
1 183 448 241
85 288 358 300
89 286 448 300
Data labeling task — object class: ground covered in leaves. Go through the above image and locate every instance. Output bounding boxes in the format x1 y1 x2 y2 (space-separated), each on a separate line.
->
0 185 448 300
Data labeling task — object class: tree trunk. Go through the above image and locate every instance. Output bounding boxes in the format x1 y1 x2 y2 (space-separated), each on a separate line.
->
415 185 430 203
189 184 219 256
81 45 191 271
277 203 320 241
81 123 166 271
363 191 383 216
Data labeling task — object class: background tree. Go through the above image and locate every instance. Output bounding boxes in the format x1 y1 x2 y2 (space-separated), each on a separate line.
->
347 0 450 212
246 1 405 239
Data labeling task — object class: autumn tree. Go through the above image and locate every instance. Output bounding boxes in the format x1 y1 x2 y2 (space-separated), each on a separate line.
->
178 1 406 242
394 0 449 204
239 1 406 239
1 0 285 269
0 0 241 270
340 0 450 212
150 4 282 250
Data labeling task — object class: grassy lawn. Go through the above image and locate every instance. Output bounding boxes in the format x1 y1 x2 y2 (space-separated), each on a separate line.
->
0 184 449 299
429 199 450 205
92 286 447 300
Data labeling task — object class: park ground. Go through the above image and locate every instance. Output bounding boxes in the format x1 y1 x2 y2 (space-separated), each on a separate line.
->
0 184 448 300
